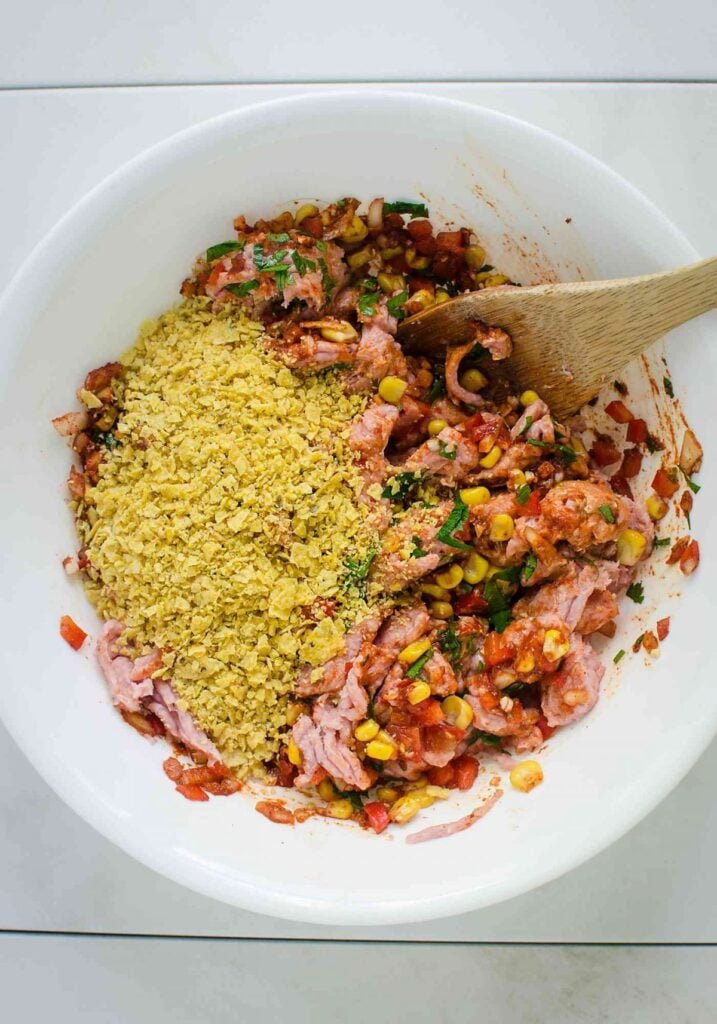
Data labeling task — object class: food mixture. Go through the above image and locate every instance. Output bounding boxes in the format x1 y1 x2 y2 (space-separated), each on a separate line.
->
54 197 702 839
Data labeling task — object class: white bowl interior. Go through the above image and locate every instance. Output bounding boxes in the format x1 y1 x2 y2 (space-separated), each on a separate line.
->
0 91 715 925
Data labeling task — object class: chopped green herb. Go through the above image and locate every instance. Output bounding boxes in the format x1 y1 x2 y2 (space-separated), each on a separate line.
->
477 264 494 274
483 578 512 633
253 244 289 271
664 376 675 398
493 565 522 585
626 582 645 604
335 789 364 812
653 536 671 547
438 439 457 460
426 372 445 403
525 438 577 465
437 619 462 670
358 290 380 318
597 504 616 524
633 633 645 653
436 496 472 551
343 549 376 599
503 682 527 697
383 200 430 219
382 471 421 503
469 729 502 748
318 256 334 298
386 290 409 319
613 649 626 664
316 240 328 252
406 649 434 679
206 240 243 261
96 431 120 450
646 433 663 454
519 415 534 436
225 279 259 297
290 251 317 276
272 266 291 291
613 380 628 395
468 342 489 361
516 483 532 505
681 469 701 494
410 536 427 559
522 552 538 582
267 232 292 243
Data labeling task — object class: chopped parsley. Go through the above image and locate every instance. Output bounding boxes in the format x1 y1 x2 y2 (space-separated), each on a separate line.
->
410 536 427 558
383 200 430 219
437 619 462 669
436 496 472 550
646 433 664 454
96 430 120 449
597 504 616 524
290 251 317 276
664 376 675 398
272 266 291 291
492 565 522 585
358 289 380 318
343 549 376 599
316 240 328 252
267 232 292 243
525 438 577 465
426 372 446 403
626 582 645 604
318 256 334 298
335 789 364 812
522 552 538 582
225 280 259 297
516 483 532 505
681 469 701 494
653 536 671 548
483 578 512 633
406 649 434 679
468 729 502 748
386 290 409 319
438 439 457 460
253 244 289 272
382 470 421 503
613 649 626 664
206 240 243 261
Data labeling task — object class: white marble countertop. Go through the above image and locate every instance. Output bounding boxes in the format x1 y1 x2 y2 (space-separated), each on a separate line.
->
1 80 716 1020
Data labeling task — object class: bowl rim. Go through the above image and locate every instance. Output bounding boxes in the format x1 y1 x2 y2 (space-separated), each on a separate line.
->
0 88 710 926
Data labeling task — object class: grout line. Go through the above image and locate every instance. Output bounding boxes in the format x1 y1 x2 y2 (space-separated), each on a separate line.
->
0 929 715 946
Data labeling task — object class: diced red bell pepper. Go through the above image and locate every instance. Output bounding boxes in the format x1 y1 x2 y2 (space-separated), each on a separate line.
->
666 536 690 565
175 783 209 802
59 614 87 651
605 400 634 424
652 467 680 498
453 590 489 616
610 475 634 499
656 617 671 641
590 436 621 467
620 447 643 479
521 490 542 516
363 801 391 834
427 764 456 788
274 752 297 788
406 700 444 727
626 418 648 444
300 215 323 238
452 754 479 790
537 714 556 740
483 631 514 667
679 539 700 576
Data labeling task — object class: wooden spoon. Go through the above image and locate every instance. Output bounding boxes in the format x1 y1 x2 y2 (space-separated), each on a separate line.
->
397 256 717 419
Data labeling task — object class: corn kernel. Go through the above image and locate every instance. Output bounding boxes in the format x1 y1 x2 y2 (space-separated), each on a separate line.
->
376 786 399 803
460 368 488 392
485 564 502 579
428 418 449 436
543 629 570 662
460 485 490 507
287 739 302 766
509 470 527 489
489 513 515 542
520 390 540 407
408 775 428 789
616 529 647 567
378 376 408 404
328 798 355 819
379 245 403 259
515 651 536 675
425 785 451 799
389 791 436 824
571 436 587 456
377 272 405 294
78 388 103 409
405 246 430 270
442 695 474 731
430 601 453 620
481 273 510 288
354 719 380 742
479 445 502 469
436 564 464 589
421 583 451 601
407 288 434 310
408 682 432 705
464 243 487 270
347 247 372 270
294 203 319 226
646 494 668 521
463 551 490 585
317 778 336 801
366 731 397 761
398 638 432 664
341 214 368 245
320 321 358 343
286 703 305 726
510 759 544 793
434 288 451 305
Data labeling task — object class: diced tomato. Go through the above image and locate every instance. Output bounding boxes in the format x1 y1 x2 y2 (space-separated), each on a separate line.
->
300 215 323 238
407 275 435 295
363 801 391 834
406 219 433 241
452 754 479 791
423 725 461 762
537 714 556 740
652 467 680 498
626 418 648 444
680 490 693 517
666 536 690 565
274 752 297 788
656 617 671 641
386 252 410 275
59 614 87 651
383 212 406 230
414 235 438 256
406 699 444 727
679 539 700 576
483 631 514 667
610 475 634 499
605 400 634 424
590 436 621 467
521 490 542 516
388 723 424 761
435 230 465 253
175 783 209 802
432 250 463 280
454 590 489 616
620 447 643 479
427 764 456 788
478 687 501 711
642 630 659 653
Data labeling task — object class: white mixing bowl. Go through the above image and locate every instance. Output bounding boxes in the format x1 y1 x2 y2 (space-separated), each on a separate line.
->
0 91 714 925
